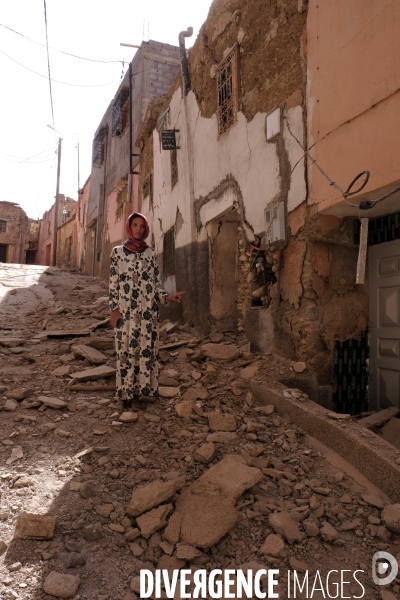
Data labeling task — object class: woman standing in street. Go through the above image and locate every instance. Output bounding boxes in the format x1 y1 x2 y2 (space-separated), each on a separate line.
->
109 213 185 408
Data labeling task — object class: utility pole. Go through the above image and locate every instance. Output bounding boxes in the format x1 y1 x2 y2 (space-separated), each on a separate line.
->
51 136 62 267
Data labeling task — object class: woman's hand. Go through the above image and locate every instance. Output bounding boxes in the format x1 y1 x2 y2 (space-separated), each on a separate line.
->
166 291 186 303
110 309 122 327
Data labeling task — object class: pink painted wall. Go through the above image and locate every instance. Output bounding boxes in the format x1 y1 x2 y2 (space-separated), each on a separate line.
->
37 205 55 266
307 0 400 216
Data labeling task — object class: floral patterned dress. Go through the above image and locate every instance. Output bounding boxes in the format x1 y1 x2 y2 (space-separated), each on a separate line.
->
109 245 168 401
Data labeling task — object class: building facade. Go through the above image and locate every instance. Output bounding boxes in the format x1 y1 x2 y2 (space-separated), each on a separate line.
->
36 196 77 266
0 201 32 264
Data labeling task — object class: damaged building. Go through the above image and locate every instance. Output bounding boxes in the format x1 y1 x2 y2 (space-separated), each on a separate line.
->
0 201 32 264
133 0 400 413
85 40 181 278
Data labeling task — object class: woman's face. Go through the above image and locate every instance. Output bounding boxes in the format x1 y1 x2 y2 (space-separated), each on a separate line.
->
130 217 146 240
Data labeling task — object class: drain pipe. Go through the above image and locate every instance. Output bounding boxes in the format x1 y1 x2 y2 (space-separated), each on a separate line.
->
179 27 193 96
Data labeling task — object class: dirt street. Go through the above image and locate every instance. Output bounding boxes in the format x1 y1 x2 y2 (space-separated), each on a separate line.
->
0 265 399 600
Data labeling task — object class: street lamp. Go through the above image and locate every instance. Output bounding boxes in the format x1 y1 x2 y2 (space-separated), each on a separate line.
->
47 125 62 267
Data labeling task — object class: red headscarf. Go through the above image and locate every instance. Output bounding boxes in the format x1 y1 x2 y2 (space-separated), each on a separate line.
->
124 212 150 253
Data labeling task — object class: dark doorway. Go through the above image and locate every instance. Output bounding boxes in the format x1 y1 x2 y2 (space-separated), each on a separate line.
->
0 244 7 262
26 250 36 264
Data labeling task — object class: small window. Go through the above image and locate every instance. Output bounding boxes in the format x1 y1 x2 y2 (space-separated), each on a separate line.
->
163 229 175 276
142 173 153 203
170 148 178 189
0 220 6 233
217 45 240 137
112 87 129 137
92 127 107 167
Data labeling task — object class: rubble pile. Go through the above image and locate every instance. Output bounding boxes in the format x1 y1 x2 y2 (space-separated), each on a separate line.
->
0 267 399 599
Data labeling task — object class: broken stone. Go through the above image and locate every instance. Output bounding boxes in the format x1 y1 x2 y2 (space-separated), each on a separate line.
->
239 363 260 380
201 343 239 362
362 494 384 509
52 365 72 378
382 504 400 534
127 477 185 517
380 591 398 600
163 511 182 545
289 557 309 572
84 524 102 541
206 432 238 443
66 553 86 568
174 455 263 548
259 533 285 557
208 412 237 432
0 337 24 347
72 344 108 364
3 399 17 412
129 542 144 557
38 396 68 409
6 387 32 400
158 386 180 399
6 446 23 464
157 554 185 572
70 365 116 381
176 543 203 561
14 512 55 539
268 512 302 544
43 571 80 598
182 387 208 402
292 361 306 373
0 540 7 554
136 504 172 538
175 402 193 418
194 442 215 463
119 411 138 423
320 522 339 542
95 504 113 518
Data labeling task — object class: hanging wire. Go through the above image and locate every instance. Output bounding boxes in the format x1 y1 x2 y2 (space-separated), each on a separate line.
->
43 0 56 141
0 23 124 64
0 49 118 88
283 115 400 211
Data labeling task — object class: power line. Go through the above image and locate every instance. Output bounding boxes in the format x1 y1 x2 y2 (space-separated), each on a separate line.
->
0 23 123 64
0 48 119 87
43 0 56 139
0 148 56 170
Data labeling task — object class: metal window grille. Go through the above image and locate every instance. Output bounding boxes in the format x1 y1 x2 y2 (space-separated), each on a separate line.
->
216 45 239 137
163 229 175 276
112 87 129 137
170 148 178 188
354 211 400 246
0 221 6 233
142 173 153 202
332 330 369 415
92 127 107 167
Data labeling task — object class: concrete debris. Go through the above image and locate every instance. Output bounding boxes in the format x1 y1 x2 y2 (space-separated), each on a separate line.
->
136 503 172 538
43 571 80 598
207 412 237 432
201 343 240 362
127 478 185 516
72 343 108 364
14 512 55 539
70 365 116 381
357 407 400 428
381 504 400 534
173 455 263 548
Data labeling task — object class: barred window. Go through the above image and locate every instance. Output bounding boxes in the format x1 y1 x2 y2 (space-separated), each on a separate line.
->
170 148 178 189
142 173 153 202
163 229 175 276
112 87 129 137
0 220 6 233
92 127 107 167
217 45 240 137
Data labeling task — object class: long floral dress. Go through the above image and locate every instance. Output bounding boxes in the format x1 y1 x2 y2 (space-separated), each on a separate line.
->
109 245 168 401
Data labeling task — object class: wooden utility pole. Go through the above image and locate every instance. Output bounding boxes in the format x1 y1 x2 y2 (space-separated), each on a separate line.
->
51 136 62 267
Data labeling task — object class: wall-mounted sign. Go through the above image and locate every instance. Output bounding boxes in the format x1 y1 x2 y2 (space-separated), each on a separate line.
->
161 130 177 150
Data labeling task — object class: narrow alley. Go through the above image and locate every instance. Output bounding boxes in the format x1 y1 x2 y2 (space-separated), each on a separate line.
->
0 265 399 599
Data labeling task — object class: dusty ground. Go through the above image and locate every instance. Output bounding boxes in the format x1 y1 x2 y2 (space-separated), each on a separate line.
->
0 264 399 600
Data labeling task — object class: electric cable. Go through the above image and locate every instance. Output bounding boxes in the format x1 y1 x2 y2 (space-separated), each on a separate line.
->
0 148 56 170
0 49 119 87
43 0 56 138
0 23 124 64
283 115 399 211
